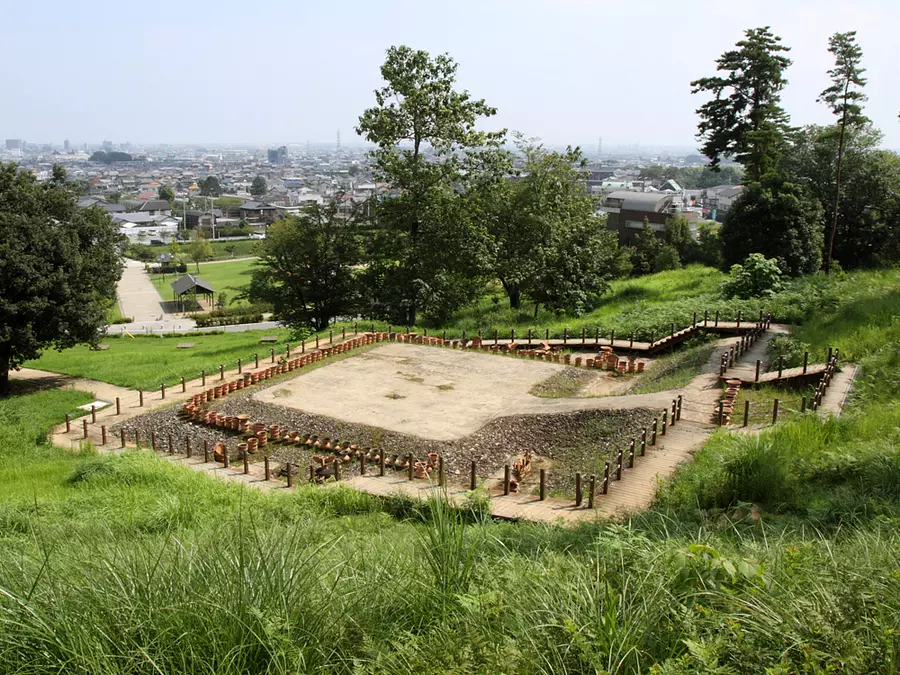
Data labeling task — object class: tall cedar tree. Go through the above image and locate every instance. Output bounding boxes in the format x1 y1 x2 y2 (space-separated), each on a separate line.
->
356 46 505 325
250 176 267 197
0 164 124 394
818 31 868 275
691 27 792 181
248 197 362 332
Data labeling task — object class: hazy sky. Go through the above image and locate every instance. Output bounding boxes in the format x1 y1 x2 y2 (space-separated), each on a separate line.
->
2 0 898 149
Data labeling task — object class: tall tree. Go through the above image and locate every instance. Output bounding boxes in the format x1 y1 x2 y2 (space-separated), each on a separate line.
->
356 45 505 325
486 138 620 313
199 177 221 197
248 198 362 331
158 185 175 202
250 176 267 197
187 233 213 272
691 27 792 181
818 31 868 275
0 163 124 394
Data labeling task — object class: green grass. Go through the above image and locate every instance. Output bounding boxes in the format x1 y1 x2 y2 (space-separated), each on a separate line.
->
529 368 594 397
4 267 900 673
150 258 258 307
206 238 262 260
25 329 295 390
628 338 717 394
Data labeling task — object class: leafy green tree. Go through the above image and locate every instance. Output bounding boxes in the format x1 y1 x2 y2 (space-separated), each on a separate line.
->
630 221 681 275
663 215 696 261
158 185 175 202
818 31 868 274
199 177 222 197
0 163 124 393
721 253 784 298
486 139 620 314
356 45 505 325
187 233 213 272
693 222 724 268
250 176 267 197
107 192 121 204
248 199 361 331
691 27 792 181
784 124 899 269
169 238 183 266
224 244 236 258
720 178 823 276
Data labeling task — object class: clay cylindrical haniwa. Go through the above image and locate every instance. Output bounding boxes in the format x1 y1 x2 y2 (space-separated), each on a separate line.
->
247 437 259 453
255 430 268 448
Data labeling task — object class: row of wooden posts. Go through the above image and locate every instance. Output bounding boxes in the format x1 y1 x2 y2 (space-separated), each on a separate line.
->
67 396 684 508
717 323 768 376
129 311 774 399
718 350 841 427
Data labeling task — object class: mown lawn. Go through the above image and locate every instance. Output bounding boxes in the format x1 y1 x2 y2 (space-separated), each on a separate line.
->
150 258 258 307
24 329 294 390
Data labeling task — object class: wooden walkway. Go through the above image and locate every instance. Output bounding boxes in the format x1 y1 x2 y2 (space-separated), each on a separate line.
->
452 321 766 354
727 362 829 385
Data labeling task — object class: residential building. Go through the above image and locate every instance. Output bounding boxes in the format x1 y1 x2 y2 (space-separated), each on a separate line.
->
601 190 697 245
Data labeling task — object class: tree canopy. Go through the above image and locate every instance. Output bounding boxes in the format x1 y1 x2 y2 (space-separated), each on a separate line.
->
89 151 133 164
199 177 222 197
248 199 362 332
0 163 124 393
691 26 792 181
250 176 267 197
158 185 175 202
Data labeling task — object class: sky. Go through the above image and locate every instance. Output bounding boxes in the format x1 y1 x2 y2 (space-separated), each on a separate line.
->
2 0 898 150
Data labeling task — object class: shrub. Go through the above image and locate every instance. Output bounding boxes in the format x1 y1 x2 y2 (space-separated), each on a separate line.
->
721 253 783 299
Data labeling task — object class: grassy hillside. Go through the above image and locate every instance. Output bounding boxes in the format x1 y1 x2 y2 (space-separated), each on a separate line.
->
1 268 899 672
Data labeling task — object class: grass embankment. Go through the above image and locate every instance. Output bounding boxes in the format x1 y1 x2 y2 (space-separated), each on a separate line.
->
150 258 258 307
24 329 294 391
657 268 900 522
629 338 717 394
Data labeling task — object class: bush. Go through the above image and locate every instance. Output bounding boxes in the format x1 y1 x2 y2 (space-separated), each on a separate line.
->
150 264 188 275
110 316 133 325
721 253 783 299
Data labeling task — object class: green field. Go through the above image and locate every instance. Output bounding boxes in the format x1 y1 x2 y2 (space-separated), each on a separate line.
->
3 267 900 672
150 258 258 307
24 329 294 390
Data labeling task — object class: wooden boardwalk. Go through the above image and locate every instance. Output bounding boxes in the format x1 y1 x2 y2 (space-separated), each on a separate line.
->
727 362 828 385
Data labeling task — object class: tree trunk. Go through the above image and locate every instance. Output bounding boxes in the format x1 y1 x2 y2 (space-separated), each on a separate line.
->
509 287 521 310
0 356 10 397
825 103 849 276
533 302 540 319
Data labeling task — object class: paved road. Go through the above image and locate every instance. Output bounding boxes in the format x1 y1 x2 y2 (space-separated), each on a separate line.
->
117 259 188 325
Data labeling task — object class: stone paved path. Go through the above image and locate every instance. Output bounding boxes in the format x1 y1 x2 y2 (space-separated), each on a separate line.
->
117 259 191 327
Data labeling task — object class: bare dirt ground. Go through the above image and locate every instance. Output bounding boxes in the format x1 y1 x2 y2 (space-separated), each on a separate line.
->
253 343 563 441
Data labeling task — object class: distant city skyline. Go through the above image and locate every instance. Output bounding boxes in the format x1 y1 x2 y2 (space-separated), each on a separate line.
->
2 0 898 149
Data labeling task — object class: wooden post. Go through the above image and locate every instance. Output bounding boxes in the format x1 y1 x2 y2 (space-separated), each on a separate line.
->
150 431 157 450
755 360 761 383
527 329 532 346
270 348 275 364
360 454 366 476
662 410 668 435
649 331 655 347
379 452 385 477
201 370 206 386
168 434 174 454
743 400 750 427
704 310 709 327
630 333 634 349
65 413 71 433
254 353 259 368
470 460 477 491
575 473 583 506
264 455 270 480
778 356 784 379
801 396 807 413
651 419 658 445
802 352 808 374
120 428 126 448
243 450 249 475
91 405 97 423
581 327 585 344
329 330 334 344
341 327 345 340
438 456 444 487
407 455 414 481
160 383 166 400
101 425 107 445
628 440 635 468
503 465 510 495
539 468 546 501
616 452 623 480
640 429 647 456
223 447 229 469
116 397 121 415
186 437 191 458
563 327 568 344
610 329 615 346
603 462 610 494
737 310 742 330
677 395 683 420
219 364 224 380
692 311 697 328
139 390 144 407
772 398 779 424
588 475 596 509
181 376 186 392
286 463 293 488
715 310 719 327
237 358 242 375
204 440 209 463
671 399 677 425
545 328 549 341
